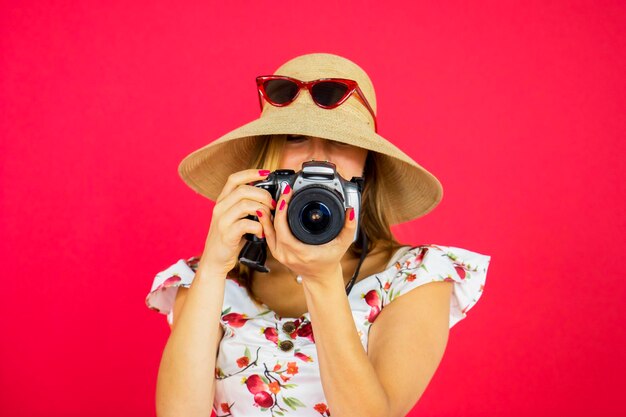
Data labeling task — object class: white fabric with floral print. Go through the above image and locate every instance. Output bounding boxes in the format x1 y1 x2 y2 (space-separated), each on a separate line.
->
146 244 491 416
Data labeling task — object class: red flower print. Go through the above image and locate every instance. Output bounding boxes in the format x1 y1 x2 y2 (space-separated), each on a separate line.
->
236 356 249 368
273 363 281 372
368 306 381 323
268 381 281 394
383 281 391 290
245 374 268 394
364 289 380 307
184 256 200 268
297 322 315 343
454 265 466 279
286 361 299 375
220 402 231 413
223 312 250 328
263 327 278 343
443 276 455 282
254 391 274 408
314 402 331 416
406 273 416 282
295 351 313 362
280 373 291 382
162 275 182 287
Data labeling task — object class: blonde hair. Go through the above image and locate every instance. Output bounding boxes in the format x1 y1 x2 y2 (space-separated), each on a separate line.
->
227 134 404 306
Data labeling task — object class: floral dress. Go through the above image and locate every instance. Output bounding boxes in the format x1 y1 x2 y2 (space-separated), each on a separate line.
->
145 244 491 417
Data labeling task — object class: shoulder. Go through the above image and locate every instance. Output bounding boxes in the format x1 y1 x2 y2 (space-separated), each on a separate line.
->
144 255 201 320
383 243 492 328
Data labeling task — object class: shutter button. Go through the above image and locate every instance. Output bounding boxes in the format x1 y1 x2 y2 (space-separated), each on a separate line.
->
279 340 294 352
282 321 297 334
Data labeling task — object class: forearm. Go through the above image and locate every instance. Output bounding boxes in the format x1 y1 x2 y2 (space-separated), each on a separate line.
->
156 263 225 417
302 266 390 417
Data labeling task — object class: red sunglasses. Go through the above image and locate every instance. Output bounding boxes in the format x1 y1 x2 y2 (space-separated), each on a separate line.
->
256 75 378 132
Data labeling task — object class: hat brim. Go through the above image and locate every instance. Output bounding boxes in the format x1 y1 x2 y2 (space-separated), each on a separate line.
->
178 105 443 224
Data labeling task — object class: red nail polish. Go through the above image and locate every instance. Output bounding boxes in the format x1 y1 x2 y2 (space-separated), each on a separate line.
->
279 199 286 211
256 210 263 218
259 169 271 177
349 208 355 221
284 184 291 195
271 199 277 209
261 232 265 238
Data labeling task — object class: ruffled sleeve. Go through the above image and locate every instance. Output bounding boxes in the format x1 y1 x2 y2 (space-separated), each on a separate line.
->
384 244 491 328
145 256 200 326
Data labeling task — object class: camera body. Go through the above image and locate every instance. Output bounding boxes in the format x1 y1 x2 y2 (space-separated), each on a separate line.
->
239 160 364 272
253 160 363 244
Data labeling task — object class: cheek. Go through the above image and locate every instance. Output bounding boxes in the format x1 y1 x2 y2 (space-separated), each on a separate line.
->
334 152 368 178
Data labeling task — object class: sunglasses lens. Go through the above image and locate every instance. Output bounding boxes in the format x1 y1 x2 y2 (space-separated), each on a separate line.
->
311 81 349 106
263 79 299 104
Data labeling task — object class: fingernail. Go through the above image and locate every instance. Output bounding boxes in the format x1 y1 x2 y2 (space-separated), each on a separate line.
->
256 210 263 218
349 208 355 221
279 199 286 211
261 232 265 238
259 169 271 176
284 184 291 195
271 199 277 209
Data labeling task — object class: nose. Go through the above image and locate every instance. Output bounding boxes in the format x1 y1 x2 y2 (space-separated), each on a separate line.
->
306 137 332 162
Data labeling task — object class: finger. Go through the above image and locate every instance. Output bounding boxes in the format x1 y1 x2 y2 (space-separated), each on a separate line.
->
274 183 300 245
233 218 265 241
216 168 271 202
217 184 276 216
217 198 266 225
254 206 277 251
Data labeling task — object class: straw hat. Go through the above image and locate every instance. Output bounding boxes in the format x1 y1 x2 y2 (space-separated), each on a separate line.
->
177 52 443 225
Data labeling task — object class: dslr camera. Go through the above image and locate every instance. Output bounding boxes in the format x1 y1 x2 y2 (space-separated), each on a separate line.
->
239 160 364 273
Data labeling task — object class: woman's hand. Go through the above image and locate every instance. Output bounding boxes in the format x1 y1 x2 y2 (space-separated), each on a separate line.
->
255 183 357 285
199 169 277 277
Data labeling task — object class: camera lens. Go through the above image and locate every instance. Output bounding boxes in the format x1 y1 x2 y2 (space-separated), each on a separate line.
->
300 202 331 234
288 185 344 245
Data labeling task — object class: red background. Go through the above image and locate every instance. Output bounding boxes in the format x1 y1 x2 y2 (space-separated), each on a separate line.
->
1 1 624 416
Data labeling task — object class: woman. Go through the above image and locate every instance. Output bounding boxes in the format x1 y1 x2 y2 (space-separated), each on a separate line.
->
146 53 491 417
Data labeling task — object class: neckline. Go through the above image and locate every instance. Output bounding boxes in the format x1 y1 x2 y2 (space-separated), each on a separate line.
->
244 245 417 321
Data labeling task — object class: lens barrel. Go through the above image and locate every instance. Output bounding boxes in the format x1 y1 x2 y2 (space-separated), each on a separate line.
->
287 185 345 245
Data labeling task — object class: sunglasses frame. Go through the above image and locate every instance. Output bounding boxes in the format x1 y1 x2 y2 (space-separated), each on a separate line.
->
256 75 378 132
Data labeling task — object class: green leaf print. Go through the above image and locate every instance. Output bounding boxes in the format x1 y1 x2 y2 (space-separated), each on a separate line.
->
446 251 458 261
282 396 306 411
221 306 232 316
244 346 251 361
